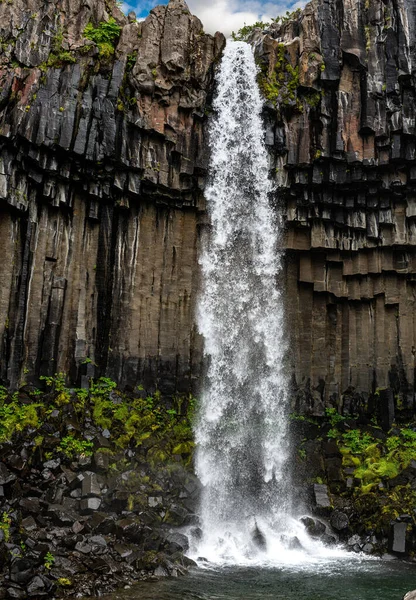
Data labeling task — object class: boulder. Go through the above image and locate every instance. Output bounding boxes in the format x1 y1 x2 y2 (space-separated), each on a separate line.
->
389 522 407 554
330 510 349 531
82 473 101 498
313 484 331 509
80 498 102 514
0 463 16 485
300 516 326 538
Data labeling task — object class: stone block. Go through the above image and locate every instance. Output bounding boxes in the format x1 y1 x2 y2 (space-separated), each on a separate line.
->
389 522 407 554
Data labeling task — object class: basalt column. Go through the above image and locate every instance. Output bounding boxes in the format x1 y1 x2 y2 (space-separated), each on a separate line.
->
0 0 224 391
252 0 416 416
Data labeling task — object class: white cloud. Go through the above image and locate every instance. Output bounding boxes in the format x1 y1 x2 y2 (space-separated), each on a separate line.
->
129 0 307 38
187 0 307 37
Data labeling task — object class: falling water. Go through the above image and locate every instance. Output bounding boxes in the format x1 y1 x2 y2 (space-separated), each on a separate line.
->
193 41 296 563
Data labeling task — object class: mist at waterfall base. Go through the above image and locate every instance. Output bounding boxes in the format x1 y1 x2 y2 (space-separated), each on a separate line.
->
192 40 341 565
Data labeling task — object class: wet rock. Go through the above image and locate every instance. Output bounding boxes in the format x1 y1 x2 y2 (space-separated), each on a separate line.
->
313 484 331 509
347 534 361 547
154 565 170 577
288 536 303 551
94 452 110 472
46 505 78 526
80 497 102 514
165 532 189 553
252 522 267 551
0 463 16 485
75 541 93 554
114 543 134 559
42 459 61 470
403 592 416 600
88 512 117 535
10 559 38 585
21 516 37 532
330 510 349 531
321 533 338 546
82 473 101 497
19 498 41 514
27 575 54 596
7 587 26 599
164 505 189 526
116 518 144 543
301 516 326 538
379 389 395 432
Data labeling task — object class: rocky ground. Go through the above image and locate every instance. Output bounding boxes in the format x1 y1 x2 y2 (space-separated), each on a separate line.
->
292 398 416 559
0 378 199 598
1 378 416 598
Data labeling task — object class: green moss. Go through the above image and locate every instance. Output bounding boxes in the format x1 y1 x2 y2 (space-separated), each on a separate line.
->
257 44 300 110
0 512 11 542
40 27 77 69
0 391 41 443
84 17 121 59
304 90 322 108
0 375 196 474
57 436 94 458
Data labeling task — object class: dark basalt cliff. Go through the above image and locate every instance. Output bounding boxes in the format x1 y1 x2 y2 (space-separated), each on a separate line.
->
253 0 416 417
0 0 224 393
1 0 416 421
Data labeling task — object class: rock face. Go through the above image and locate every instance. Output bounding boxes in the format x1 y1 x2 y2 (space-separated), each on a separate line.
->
252 0 416 414
1 0 416 416
0 0 224 392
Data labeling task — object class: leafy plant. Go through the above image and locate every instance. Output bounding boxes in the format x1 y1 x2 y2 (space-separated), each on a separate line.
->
342 429 374 454
0 512 11 542
231 21 270 41
0 397 41 443
44 551 55 570
57 436 94 459
84 18 121 58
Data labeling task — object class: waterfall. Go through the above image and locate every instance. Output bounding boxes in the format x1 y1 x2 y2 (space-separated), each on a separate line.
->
193 41 293 563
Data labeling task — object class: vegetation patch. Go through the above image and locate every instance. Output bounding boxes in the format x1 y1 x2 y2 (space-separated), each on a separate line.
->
322 407 416 534
231 9 303 41
84 18 122 59
0 375 195 469
257 44 301 111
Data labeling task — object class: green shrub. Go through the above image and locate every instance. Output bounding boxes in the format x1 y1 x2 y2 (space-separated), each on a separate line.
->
84 18 121 58
57 436 94 459
231 21 270 41
0 394 41 443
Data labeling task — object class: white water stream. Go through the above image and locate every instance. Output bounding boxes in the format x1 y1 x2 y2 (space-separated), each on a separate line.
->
191 41 349 565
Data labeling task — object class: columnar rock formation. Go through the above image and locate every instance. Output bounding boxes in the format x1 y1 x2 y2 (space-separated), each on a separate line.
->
253 0 416 415
1 0 416 417
0 0 224 392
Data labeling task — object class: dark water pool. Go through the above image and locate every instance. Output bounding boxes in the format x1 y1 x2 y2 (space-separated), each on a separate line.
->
99 559 416 600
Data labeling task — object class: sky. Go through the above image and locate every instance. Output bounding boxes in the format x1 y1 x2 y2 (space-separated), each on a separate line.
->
122 0 307 38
